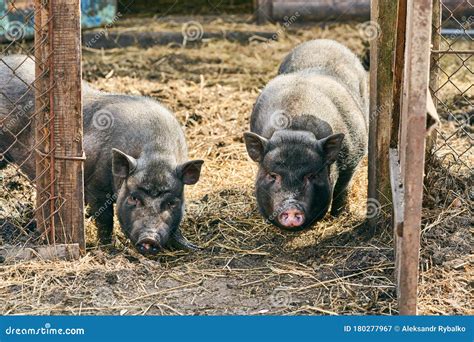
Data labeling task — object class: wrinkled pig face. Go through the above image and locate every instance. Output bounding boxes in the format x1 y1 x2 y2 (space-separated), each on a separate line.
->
244 131 344 231
112 149 203 255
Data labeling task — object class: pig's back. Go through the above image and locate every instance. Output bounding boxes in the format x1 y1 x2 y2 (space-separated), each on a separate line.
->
82 90 188 181
0 55 187 181
252 68 368 171
0 55 35 125
278 39 368 112
0 56 37 177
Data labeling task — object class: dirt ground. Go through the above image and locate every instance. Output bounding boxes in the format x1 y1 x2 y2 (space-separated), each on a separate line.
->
0 15 472 315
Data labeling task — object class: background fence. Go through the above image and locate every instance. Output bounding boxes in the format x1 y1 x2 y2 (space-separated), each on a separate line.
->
429 0 473 174
0 0 84 259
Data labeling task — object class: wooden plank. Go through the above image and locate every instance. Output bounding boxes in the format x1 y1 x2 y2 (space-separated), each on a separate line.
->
397 0 432 315
34 0 85 251
367 0 398 226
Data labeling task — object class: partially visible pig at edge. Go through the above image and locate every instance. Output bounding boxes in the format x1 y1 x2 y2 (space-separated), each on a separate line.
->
0 55 203 256
244 39 368 231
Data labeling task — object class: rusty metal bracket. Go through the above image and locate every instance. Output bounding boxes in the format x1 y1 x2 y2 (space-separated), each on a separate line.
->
35 148 86 161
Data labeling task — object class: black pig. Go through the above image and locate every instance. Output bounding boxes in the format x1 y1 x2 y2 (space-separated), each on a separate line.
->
244 39 368 230
0 55 203 255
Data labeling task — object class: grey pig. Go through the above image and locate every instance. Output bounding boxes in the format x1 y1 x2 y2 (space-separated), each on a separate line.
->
244 39 368 230
0 55 203 255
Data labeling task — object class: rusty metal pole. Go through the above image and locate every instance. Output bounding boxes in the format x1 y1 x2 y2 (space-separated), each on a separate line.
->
34 0 56 245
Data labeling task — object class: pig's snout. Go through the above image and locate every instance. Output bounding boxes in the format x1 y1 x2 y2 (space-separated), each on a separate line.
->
136 237 161 255
278 208 305 228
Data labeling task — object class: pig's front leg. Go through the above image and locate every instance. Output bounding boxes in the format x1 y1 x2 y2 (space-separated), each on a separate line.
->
86 193 115 245
330 168 354 216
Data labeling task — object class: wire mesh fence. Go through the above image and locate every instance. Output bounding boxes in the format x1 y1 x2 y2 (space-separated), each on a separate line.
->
1 0 84 256
429 0 473 175
1 1 42 248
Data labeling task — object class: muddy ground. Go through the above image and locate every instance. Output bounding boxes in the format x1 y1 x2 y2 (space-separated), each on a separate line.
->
0 16 472 315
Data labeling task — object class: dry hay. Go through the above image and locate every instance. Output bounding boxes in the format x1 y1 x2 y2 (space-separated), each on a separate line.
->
0 16 472 315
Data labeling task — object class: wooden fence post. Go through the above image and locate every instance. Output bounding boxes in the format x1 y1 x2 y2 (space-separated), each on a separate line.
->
396 0 432 315
367 0 398 226
34 0 85 251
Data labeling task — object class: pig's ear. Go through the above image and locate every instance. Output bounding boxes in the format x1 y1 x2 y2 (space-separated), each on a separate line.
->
179 160 204 185
112 148 138 178
243 132 268 163
319 133 344 164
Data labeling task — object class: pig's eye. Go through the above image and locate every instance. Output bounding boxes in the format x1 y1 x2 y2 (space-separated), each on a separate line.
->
166 199 180 209
267 173 278 182
127 195 139 206
305 173 323 184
